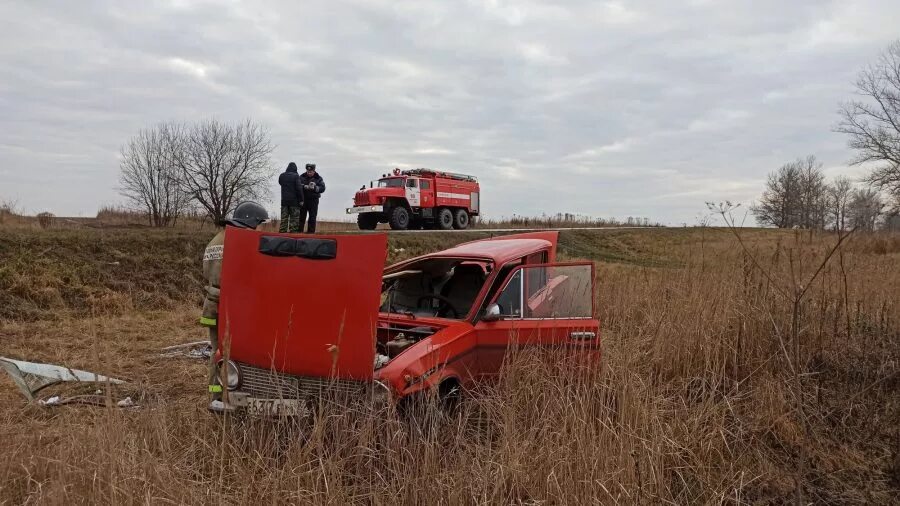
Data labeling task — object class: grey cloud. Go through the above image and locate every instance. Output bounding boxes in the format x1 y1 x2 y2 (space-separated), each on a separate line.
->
1 0 898 224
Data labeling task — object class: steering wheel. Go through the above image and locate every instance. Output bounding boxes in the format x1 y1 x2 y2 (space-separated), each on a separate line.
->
416 294 460 318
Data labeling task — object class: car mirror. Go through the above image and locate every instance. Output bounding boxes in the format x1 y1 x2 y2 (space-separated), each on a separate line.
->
482 303 503 322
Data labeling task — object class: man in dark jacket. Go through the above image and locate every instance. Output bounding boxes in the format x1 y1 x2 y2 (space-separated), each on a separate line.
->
278 162 305 233
298 163 325 233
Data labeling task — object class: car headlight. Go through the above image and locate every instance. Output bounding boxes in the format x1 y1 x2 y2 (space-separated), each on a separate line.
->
218 360 242 390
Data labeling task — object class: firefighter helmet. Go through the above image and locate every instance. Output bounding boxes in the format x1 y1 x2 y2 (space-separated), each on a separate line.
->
226 201 268 229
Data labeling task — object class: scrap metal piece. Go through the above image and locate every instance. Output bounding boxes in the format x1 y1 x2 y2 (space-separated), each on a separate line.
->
159 340 211 359
0 356 126 402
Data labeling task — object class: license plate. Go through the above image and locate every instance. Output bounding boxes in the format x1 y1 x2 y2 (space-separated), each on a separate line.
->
245 398 310 417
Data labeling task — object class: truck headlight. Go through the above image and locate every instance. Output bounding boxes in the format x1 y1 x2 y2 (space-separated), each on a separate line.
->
218 360 242 390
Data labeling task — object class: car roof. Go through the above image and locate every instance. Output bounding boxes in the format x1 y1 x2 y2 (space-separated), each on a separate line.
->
412 238 552 264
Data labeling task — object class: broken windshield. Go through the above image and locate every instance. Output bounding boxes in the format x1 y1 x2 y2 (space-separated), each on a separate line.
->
381 258 492 319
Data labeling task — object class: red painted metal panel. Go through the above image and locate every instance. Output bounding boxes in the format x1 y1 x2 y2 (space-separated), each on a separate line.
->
219 229 388 380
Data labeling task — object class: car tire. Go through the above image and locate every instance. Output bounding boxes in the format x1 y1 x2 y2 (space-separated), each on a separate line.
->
453 209 469 230
389 207 410 230
437 208 454 230
357 213 378 230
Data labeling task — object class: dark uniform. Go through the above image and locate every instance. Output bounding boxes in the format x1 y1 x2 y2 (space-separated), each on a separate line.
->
200 202 268 405
298 163 325 233
278 162 305 233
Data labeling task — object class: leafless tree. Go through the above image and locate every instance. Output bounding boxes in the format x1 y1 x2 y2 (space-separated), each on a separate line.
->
118 123 191 227
173 119 275 223
826 176 853 230
883 212 900 231
751 156 828 229
836 41 900 207
847 188 883 231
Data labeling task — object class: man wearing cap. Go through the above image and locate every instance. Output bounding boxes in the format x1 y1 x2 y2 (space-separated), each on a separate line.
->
201 201 268 410
298 162 326 233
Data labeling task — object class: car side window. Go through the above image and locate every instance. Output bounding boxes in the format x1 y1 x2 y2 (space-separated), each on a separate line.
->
525 252 548 299
495 270 522 317
420 180 431 190
406 178 418 188
493 264 594 319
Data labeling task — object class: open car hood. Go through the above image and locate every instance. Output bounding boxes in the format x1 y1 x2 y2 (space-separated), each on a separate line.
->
219 229 387 380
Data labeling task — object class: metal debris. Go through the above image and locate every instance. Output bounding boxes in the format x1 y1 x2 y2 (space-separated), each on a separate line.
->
158 340 211 359
0 356 126 402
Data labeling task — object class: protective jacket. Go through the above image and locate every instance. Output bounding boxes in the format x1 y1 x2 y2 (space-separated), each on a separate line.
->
279 166 305 207
299 172 325 202
200 229 225 326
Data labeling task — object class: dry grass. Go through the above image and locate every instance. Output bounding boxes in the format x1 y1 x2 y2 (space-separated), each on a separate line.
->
0 228 898 504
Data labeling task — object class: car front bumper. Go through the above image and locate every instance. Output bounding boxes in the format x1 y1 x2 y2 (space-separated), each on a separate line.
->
211 361 392 416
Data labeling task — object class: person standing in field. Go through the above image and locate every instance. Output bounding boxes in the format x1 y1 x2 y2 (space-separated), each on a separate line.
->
278 162 305 233
201 201 268 410
298 162 325 233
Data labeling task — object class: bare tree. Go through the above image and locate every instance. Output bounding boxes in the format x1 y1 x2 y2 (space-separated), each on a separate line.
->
173 119 275 223
751 156 827 229
826 176 853 230
797 156 828 229
118 123 191 227
847 188 883 231
836 41 900 206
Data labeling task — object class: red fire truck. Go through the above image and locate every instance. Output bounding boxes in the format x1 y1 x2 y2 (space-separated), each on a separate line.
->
346 168 481 230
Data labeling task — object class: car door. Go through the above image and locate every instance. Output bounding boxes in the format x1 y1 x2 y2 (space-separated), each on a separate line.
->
473 262 599 375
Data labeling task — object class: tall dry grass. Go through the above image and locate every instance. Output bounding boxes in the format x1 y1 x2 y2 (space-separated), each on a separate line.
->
0 229 897 504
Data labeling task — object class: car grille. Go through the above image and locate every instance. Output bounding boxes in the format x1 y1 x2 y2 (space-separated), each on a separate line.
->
237 362 368 399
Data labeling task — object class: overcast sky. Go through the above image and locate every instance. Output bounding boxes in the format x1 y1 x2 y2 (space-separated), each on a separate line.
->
1 1 898 225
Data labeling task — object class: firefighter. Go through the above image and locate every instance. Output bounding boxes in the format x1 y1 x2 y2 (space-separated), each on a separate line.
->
298 163 325 233
201 201 268 409
278 162 305 233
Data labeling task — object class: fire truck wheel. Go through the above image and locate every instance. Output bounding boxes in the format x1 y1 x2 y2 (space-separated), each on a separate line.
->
389 207 410 230
437 208 454 230
357 213 378 230
453 209 470 230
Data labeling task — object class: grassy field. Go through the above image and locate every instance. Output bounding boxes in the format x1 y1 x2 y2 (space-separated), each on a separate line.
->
0 225 898 504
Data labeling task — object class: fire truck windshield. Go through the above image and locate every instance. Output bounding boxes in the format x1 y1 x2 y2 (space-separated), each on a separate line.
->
377 178 404 188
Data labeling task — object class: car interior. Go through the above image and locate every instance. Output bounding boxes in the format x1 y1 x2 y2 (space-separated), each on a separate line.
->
380 258 493 319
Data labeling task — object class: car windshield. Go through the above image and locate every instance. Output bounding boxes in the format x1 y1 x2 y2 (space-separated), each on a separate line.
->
378 178 404 188
381 258 492 319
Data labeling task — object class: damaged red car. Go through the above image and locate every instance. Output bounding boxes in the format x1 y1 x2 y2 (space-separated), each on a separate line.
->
214 230 600 415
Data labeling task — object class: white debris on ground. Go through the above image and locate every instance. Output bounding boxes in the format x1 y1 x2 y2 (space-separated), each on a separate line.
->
0 356 126 401
0 356 137 408
116 396 136 408
38 396 61 406
158 341 211 359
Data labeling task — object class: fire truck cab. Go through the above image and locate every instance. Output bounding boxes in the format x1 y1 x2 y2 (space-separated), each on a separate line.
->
347 168 480 230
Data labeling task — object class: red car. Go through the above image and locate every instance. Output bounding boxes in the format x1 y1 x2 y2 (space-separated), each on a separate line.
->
214 229 599 414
